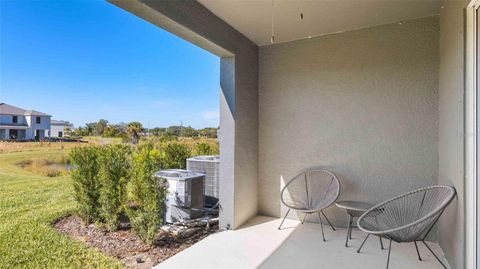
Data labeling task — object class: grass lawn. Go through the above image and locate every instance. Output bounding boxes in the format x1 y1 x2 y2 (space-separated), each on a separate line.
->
0 147 123 269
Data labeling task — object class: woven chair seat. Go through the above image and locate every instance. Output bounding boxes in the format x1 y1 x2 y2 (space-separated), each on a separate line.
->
278 168 340 240
358 185 456 243
281 169 340 213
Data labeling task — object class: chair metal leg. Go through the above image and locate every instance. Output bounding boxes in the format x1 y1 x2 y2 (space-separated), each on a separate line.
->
379 237 384 250
317 212 326 242
349 217 353 239
321 211 336 231
357 233 370 253
345 215 352 247
386 239 392 269
301 213 308 224
278 208 291 230
414 241 422 261
348 220 353 240
422 240 447 269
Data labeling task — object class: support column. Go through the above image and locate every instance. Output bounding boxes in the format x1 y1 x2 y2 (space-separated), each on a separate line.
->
108 0 259 229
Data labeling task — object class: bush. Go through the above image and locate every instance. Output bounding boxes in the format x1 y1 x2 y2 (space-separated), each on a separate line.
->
98 144 131 231
125 144 167 244
195 142 215 156
161 142 191 169
70 146 101 223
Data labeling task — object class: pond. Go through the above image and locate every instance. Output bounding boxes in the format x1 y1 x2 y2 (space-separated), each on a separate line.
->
47 163 73 171
16 158 72 177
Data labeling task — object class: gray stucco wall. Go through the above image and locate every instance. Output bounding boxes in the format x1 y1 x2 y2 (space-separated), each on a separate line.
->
438 1 468 268
258 17 440 225
109 0 259 229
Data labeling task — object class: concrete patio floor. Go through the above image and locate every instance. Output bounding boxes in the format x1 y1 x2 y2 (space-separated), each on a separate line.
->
155 216 449 269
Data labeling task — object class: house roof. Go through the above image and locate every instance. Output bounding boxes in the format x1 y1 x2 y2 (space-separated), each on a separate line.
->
0 103 51 116
24 110 51 116
51 120 64 125
51 120 72 126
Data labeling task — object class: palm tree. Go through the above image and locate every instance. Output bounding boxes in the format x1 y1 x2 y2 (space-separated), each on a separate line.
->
126 122 143 144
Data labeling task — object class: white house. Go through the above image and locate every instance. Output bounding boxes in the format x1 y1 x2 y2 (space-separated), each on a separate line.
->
49 120 72 138
0 103 51 140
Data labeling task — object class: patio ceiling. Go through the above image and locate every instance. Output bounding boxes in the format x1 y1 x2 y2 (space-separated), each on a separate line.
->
197 0 442 46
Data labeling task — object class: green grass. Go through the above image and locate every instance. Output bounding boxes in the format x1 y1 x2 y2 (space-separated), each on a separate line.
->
0 148 123 269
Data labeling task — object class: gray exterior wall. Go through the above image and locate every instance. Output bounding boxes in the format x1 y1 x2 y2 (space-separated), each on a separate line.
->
0 114 27 125
258 17 440 225
25 115 51 139
50 124 65 137
109 0 259 229
438 1 468 268
0 114 50 140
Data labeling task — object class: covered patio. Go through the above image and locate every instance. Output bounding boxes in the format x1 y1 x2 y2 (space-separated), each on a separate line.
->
109 0 478 268
0 126 28 140
154 216 447 269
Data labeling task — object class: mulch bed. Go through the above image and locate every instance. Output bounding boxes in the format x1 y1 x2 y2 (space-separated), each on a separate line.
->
53 215 218 268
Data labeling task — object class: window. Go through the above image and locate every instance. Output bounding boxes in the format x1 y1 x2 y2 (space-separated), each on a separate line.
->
12 116 17 123
36 116 41 124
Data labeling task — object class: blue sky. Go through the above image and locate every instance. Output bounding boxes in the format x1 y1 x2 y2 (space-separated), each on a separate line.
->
0 0 220 129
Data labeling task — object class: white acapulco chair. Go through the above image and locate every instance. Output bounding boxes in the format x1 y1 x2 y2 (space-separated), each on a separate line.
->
278 169 341 241
357 185 456 269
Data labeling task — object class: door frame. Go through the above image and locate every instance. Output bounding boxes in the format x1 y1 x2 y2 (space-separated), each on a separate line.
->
466 1 480 268
9 129 18 139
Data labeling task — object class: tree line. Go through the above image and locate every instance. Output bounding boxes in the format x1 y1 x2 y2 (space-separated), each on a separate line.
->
70 119 218 139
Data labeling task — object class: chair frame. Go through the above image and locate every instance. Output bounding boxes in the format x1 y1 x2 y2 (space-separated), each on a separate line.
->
357 185 456 269
278 169 340 241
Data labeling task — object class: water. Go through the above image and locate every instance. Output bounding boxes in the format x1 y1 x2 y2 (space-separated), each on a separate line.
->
48 163 73 171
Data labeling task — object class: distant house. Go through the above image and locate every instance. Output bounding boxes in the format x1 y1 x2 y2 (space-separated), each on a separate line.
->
49 120 72 138
0 103 51 140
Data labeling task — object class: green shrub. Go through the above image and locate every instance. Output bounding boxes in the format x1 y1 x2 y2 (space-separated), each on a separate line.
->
161 142 191 169
70 146 101 223
98 144 131 231
125 145 166 245
195 142 215 156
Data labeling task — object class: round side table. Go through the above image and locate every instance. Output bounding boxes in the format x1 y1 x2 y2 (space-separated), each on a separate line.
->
335 200 383 250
